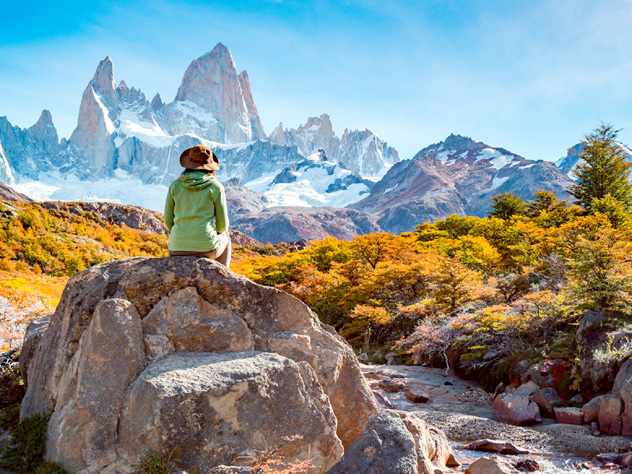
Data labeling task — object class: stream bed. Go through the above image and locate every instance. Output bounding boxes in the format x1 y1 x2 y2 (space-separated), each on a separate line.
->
361 364 632 473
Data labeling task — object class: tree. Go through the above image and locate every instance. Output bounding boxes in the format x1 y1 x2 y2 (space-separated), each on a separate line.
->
569 124 632 212
488 193 526 220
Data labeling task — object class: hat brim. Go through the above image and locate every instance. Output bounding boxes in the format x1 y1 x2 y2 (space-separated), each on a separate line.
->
179 148 220 171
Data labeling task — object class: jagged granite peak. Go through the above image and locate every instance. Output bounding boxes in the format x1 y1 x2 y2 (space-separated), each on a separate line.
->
150 93 164 110
238 70 265 138
174 43 265 143
28 109 60 156
269 114 399 176
91 56 119 109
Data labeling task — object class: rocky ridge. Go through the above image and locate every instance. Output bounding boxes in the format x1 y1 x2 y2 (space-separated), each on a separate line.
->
351 134 575 233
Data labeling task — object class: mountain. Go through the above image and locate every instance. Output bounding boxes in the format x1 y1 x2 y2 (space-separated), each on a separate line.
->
246 150 374 208
350 134 575 233
269 114 399 176
556 142 632 178
231 206 382 244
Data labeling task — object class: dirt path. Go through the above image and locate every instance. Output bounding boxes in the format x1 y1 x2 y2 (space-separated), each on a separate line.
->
362 364 632 472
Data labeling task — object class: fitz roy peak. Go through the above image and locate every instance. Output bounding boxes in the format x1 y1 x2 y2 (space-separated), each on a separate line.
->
0 43 401 208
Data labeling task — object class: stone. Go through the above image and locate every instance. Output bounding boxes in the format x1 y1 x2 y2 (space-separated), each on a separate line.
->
570 394 584 404
21 257 380 472
465 440 529 455
553 407 584 425
379 378 405 393
613 358 632 435
46 299 146 472
373 390 394 409
514 381 539 396
465 457 521 474
207 468 258 474
513 459 540 472
583 396 600 424
493 382 506 398
591 421 601 437
117 352 342 472
326 410 458 474
18 313 51 389
405 389 430 404
530 387 561 419
524 364 554 388
493 393 541 426
597 394 623 435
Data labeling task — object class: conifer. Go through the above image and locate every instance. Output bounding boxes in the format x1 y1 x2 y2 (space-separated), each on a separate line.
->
569 124 632 211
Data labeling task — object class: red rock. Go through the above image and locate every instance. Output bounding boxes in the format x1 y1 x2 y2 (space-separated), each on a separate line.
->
597 394 623 435
554 407 584 425
493 393 542 426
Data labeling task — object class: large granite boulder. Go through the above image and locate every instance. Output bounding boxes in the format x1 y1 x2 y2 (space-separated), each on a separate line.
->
325 410 458 474
20 257 379 473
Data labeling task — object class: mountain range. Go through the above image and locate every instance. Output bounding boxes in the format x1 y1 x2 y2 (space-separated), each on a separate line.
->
0 43 608 242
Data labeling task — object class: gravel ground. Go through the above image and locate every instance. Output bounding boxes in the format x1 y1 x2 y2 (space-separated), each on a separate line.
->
361 364 632 458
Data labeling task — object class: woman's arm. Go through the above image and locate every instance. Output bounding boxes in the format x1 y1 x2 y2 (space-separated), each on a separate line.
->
164 186 175 231
214 183 229 233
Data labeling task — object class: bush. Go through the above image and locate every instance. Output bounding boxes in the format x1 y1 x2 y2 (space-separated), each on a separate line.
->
0 413 67 473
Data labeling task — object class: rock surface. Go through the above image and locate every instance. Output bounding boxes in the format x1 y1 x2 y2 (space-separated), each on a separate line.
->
493 393 542 426
530 388 561 419
20 257 379 472
465 457 521 474
325 410 457 474
593 358 632 435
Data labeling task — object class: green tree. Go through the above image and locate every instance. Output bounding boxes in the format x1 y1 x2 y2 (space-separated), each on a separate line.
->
569 124 632 212
488 193 526 220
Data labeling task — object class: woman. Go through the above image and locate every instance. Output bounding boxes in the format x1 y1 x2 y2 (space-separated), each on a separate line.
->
164 145 231 267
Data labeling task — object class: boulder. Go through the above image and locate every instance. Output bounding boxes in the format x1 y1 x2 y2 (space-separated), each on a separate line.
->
583 396 600 424
326 410 458 474
514 381 539 396
404 389 430 404
18 313 51 388
116 352 343 472
465 440 529 455
379 378 405 393
465 457 520 474
523 364 554 388
493 393 541 426
597 394 623 435
553 407 584 425
20 257 380 472
530 387 561 419
513 459 540 472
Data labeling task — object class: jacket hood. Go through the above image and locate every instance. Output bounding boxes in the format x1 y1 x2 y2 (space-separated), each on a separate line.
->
178 172 216 190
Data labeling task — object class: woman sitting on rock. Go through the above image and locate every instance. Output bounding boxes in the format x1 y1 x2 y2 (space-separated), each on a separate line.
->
164 145 231 267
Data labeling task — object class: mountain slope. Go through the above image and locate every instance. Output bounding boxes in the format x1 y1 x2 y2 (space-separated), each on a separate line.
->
351 134 574 233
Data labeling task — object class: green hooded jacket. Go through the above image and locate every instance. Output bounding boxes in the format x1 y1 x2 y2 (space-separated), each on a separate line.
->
164 172 229 252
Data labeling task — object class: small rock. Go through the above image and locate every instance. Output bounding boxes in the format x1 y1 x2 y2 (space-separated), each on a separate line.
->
358 352 369 363
207 467 258 473
378 378 405 393
570 394 584 404
554 407 584 425
385 351 396 365
404 389 430 404
363 371 382 381
591 421 601 437
466 439 529 455
530 387 561 419
373 390 394 409
514 381 540 396
465 456 521 474
513 459 540 472
444 381 453 386
494 393 542 426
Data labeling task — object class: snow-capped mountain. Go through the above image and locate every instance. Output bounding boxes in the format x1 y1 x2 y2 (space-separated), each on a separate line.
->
0 43 402 213
351 134 575 233
269 114 399 176
245 150 373 208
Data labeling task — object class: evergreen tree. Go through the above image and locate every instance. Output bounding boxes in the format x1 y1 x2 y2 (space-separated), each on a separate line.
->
488 193 526 220
569 124 632 211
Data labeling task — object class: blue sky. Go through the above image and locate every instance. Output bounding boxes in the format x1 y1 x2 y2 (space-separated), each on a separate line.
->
1 0 632 161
